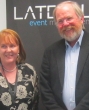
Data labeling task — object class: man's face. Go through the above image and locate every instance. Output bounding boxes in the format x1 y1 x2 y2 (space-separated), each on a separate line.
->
55 4 84 42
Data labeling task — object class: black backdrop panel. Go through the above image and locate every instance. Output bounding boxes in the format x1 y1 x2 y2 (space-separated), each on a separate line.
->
6 0 89 109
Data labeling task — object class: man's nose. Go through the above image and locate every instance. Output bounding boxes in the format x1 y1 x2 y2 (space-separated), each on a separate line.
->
63 19 69 26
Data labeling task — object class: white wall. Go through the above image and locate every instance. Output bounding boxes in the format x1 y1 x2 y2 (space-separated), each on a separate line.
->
0 0 6 30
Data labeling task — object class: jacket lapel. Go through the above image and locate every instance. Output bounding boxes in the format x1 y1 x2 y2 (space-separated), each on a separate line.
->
76 31 89 84
55 40 66 88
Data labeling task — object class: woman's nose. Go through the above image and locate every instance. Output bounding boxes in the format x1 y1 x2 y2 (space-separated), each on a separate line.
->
6 47 11 51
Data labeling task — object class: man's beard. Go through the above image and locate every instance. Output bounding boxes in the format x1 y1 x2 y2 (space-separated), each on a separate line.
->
59 26 82 42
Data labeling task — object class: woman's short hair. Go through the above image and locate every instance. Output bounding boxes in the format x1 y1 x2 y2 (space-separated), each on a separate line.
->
0 29 26 63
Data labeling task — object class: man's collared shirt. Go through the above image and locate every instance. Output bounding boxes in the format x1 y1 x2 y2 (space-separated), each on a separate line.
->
62 30 84 110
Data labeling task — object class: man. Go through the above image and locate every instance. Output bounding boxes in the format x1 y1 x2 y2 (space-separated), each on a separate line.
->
40 1 89 110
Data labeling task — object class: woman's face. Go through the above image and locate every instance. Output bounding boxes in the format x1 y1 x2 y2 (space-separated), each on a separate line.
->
0 41 19 65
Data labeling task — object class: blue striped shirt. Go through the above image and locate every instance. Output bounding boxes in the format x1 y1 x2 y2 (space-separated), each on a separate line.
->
62 30 84 110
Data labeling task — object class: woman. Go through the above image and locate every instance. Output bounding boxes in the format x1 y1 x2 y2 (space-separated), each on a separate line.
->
0 29 39 110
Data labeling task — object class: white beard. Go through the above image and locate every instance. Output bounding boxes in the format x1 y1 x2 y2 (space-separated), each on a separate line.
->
59 27 82 42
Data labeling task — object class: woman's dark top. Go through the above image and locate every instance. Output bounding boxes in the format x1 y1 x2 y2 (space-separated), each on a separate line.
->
0 63 39 110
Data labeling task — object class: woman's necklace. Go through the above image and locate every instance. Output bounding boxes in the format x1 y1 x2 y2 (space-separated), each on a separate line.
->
1 65 18 103
3 66 17 72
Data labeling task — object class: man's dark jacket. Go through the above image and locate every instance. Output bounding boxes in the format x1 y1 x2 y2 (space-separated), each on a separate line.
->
40 30 89 110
